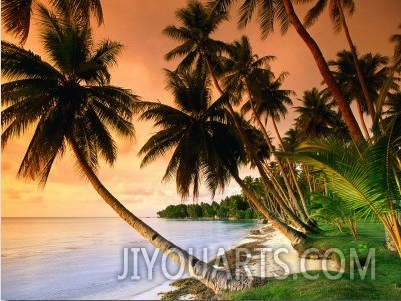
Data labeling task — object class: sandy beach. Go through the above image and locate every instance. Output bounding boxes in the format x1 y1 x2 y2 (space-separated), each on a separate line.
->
155 223 341 300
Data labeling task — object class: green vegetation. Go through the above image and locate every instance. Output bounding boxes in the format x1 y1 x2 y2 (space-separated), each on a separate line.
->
228 223 401 300
157 195 260 219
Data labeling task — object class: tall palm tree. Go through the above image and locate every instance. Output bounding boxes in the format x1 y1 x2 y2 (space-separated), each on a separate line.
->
221 35 311 224
242 71 294 151
208 0 364 142
163 0 230 87
295 87 339 138
301 0 377 122
1 4 258 293
1 0 103 45
328 50 391 139
139 68 306 288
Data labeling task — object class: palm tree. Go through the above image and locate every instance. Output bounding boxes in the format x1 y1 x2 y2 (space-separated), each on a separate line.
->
1 4 258 293
295 87 339 138
242 71 294 150
328 50 391 139
139 68 307 288
163 0 230 88
1 0 103 45
208 0 364 142
301 0 377 122
220 35 311 225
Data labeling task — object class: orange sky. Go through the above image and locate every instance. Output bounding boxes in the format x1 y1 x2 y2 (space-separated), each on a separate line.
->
1 0 400 217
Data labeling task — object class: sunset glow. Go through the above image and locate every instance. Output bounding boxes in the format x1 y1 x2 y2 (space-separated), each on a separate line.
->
2 0 400 217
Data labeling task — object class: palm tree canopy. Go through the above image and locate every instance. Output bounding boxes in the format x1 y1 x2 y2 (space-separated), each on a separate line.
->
294 87 339 138
1 0 103 45
328 50 392 112
138 68 247 200
1 4 137 187
220 35 275 104
242 71 294 125
300 0 355 32
163 0 230 72
208 0 290 39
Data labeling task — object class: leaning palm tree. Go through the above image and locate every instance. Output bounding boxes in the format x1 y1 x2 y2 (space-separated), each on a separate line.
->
221 35 311 225
1 3 259 293
301 0 377 122
1 0 103 45
242 72 294 150
164 1 315 234
208 0 364 142
328 50 391 139
139 68 306 245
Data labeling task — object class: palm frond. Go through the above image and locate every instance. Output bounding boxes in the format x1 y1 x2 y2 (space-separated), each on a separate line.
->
1 41 62 81
1 0 33 44
291 137 399 220
303 0 327 28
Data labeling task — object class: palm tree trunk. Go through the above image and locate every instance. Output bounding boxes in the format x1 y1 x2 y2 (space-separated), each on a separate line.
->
271 118 310 218
337 0 376 123
281 0 364 143
69 138 260 292
245 80 310 223
205 56 312 233
355 99 372 141
232 173 306 245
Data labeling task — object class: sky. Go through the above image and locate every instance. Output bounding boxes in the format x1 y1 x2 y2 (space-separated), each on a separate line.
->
1 0 400 217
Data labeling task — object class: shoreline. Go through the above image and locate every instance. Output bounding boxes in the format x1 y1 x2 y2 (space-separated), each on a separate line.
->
157 223 341 300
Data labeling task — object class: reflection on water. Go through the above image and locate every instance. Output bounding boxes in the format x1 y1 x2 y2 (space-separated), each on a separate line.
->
2 217 256 300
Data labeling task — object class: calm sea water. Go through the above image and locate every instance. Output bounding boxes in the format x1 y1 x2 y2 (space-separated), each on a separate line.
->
1 217 256 300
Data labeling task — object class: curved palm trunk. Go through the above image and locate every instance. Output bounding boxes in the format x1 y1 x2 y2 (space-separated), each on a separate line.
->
355 99 372 142
272 118 310 218
337 0 376 124
232 173 306 245
282 0 364 143
69 138 260 292
245 80 309 223
205 56 312 233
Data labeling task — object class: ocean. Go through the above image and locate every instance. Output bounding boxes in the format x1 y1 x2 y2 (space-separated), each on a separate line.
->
1 217 257 300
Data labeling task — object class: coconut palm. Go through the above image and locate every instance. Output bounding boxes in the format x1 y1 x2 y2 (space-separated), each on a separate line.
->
220 35 311 225
295 88 339 138
208 0 364 142
1 0 103 45
163 0 230 85
328 50 391 139
1 4 258 293
242 71 294 150
164 1 314 234
301 0 378 122
139 68 306 246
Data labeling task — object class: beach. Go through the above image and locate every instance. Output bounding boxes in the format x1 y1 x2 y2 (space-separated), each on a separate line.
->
156 223 341 300
1 218 341 300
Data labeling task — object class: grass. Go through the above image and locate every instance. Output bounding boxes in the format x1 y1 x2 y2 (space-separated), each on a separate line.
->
227 222 401 300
